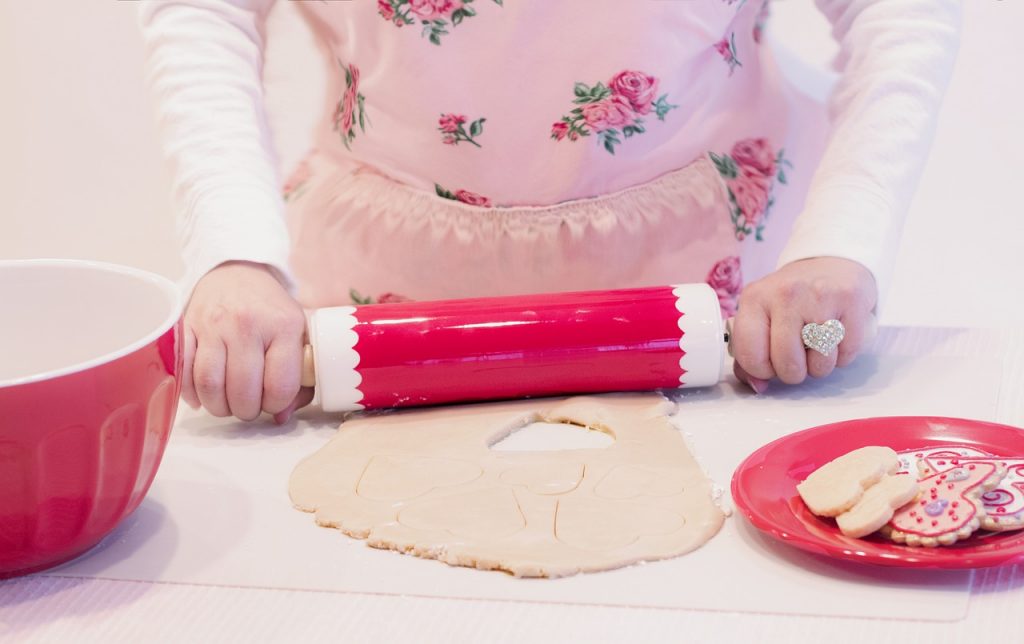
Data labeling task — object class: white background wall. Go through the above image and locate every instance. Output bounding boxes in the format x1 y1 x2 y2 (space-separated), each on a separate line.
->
1 0 1021 328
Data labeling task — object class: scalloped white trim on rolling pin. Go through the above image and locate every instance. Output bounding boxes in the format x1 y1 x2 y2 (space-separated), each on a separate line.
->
673 283 725 388
309 306 365 412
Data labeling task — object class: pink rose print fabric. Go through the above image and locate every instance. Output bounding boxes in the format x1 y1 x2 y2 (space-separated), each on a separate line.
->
438 113 485 147
332 61 368 150
435 183 492 207
378 0 504 45
753 1 771 44
350 289 413 305
552 70 677 155
282 158 313 202
710 137 792 241
714 33 742 75
706 256 743 318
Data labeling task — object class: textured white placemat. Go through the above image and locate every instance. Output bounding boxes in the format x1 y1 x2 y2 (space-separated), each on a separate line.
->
38 347 1002 621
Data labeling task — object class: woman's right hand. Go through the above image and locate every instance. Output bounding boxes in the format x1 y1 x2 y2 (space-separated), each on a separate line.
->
183 261 313 424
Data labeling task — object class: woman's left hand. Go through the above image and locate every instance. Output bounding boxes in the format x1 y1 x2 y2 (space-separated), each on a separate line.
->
730 256 878 393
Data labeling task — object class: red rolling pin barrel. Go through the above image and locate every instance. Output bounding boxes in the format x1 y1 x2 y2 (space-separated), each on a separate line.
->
305 283 725 412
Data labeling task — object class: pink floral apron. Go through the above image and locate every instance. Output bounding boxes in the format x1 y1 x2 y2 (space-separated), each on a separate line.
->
282 0 830 316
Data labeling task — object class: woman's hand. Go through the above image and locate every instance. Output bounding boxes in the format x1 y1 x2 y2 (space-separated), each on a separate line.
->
183 261 313 423
730 257 878 392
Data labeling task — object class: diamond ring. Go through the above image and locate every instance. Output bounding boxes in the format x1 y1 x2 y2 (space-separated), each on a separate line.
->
801 319 845 357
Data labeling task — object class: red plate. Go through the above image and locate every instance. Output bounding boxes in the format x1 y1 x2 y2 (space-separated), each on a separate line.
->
731 416 1024 569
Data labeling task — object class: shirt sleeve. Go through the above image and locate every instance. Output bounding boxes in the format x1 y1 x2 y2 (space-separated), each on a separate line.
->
775 0 962 310
138 0 293 296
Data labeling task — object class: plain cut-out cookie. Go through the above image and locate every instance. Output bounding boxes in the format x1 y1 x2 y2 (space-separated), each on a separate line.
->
797 446 900 517
835 474 919 538
499 462 584 495
356 454 482 501
554 497 685 551
396 487 527 540
289 394 725 578
593 465 686 499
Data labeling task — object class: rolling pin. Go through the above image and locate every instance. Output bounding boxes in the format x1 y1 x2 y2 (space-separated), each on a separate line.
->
300 284 728 412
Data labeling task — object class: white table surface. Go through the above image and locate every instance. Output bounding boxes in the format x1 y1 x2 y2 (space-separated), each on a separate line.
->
2 327 1023 644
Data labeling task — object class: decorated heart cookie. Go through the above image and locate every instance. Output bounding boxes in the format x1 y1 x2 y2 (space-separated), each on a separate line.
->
919 456 1024 532
882 461 1007 547
797 446 900 517
896 445 994 476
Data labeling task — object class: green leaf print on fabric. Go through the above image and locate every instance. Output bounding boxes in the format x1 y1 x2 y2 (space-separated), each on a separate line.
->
332 60 369 150
378 0 503 45
711 138 792 241
439 113 486 147
552 70 677 155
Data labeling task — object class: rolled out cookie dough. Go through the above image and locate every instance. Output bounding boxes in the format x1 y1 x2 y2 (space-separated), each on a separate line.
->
289 394 726 578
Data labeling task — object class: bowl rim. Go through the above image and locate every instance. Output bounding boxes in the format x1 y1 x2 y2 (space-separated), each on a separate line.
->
0 258 183 388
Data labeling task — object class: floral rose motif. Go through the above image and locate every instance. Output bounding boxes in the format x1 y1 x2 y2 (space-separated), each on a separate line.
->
438 113 485 147
377 292 412 304
550 121 569 141
581 95 636 131
379 0 503 45
454 189 491 207
409 0 460 20
753 1 771 44
710 137 793 241
731 138 776 177
438 113 466 134
608 70 659 115
729 170 772 229
282 158 313 201
552 70 677 155
332 61 368 150
435 183 493 207
706 256 743 318
349 289 413 305
714 33 742 75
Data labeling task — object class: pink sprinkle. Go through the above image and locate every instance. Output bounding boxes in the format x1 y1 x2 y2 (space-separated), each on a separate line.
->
916 453 923 458
917 517 924 523
932 520 939 526
910 511 917 517
952 502 959 508
948 483 955 489
998 507 1007 514
930 487 937 493
940 474 947 480
969 464 976 470
938 460 947 466
951 515 958 521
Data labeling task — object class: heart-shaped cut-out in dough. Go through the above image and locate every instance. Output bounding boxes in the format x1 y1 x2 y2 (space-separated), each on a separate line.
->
499 462 584 495
356 454 482 501
555 497 685 551
398 487 526 540
593 465 686 500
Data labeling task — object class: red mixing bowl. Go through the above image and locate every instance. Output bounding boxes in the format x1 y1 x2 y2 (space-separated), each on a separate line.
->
0 259 183 578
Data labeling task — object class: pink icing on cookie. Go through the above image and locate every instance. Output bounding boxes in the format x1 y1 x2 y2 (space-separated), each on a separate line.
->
926 458 1024 519
889 462 999 537
895 445 994 475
